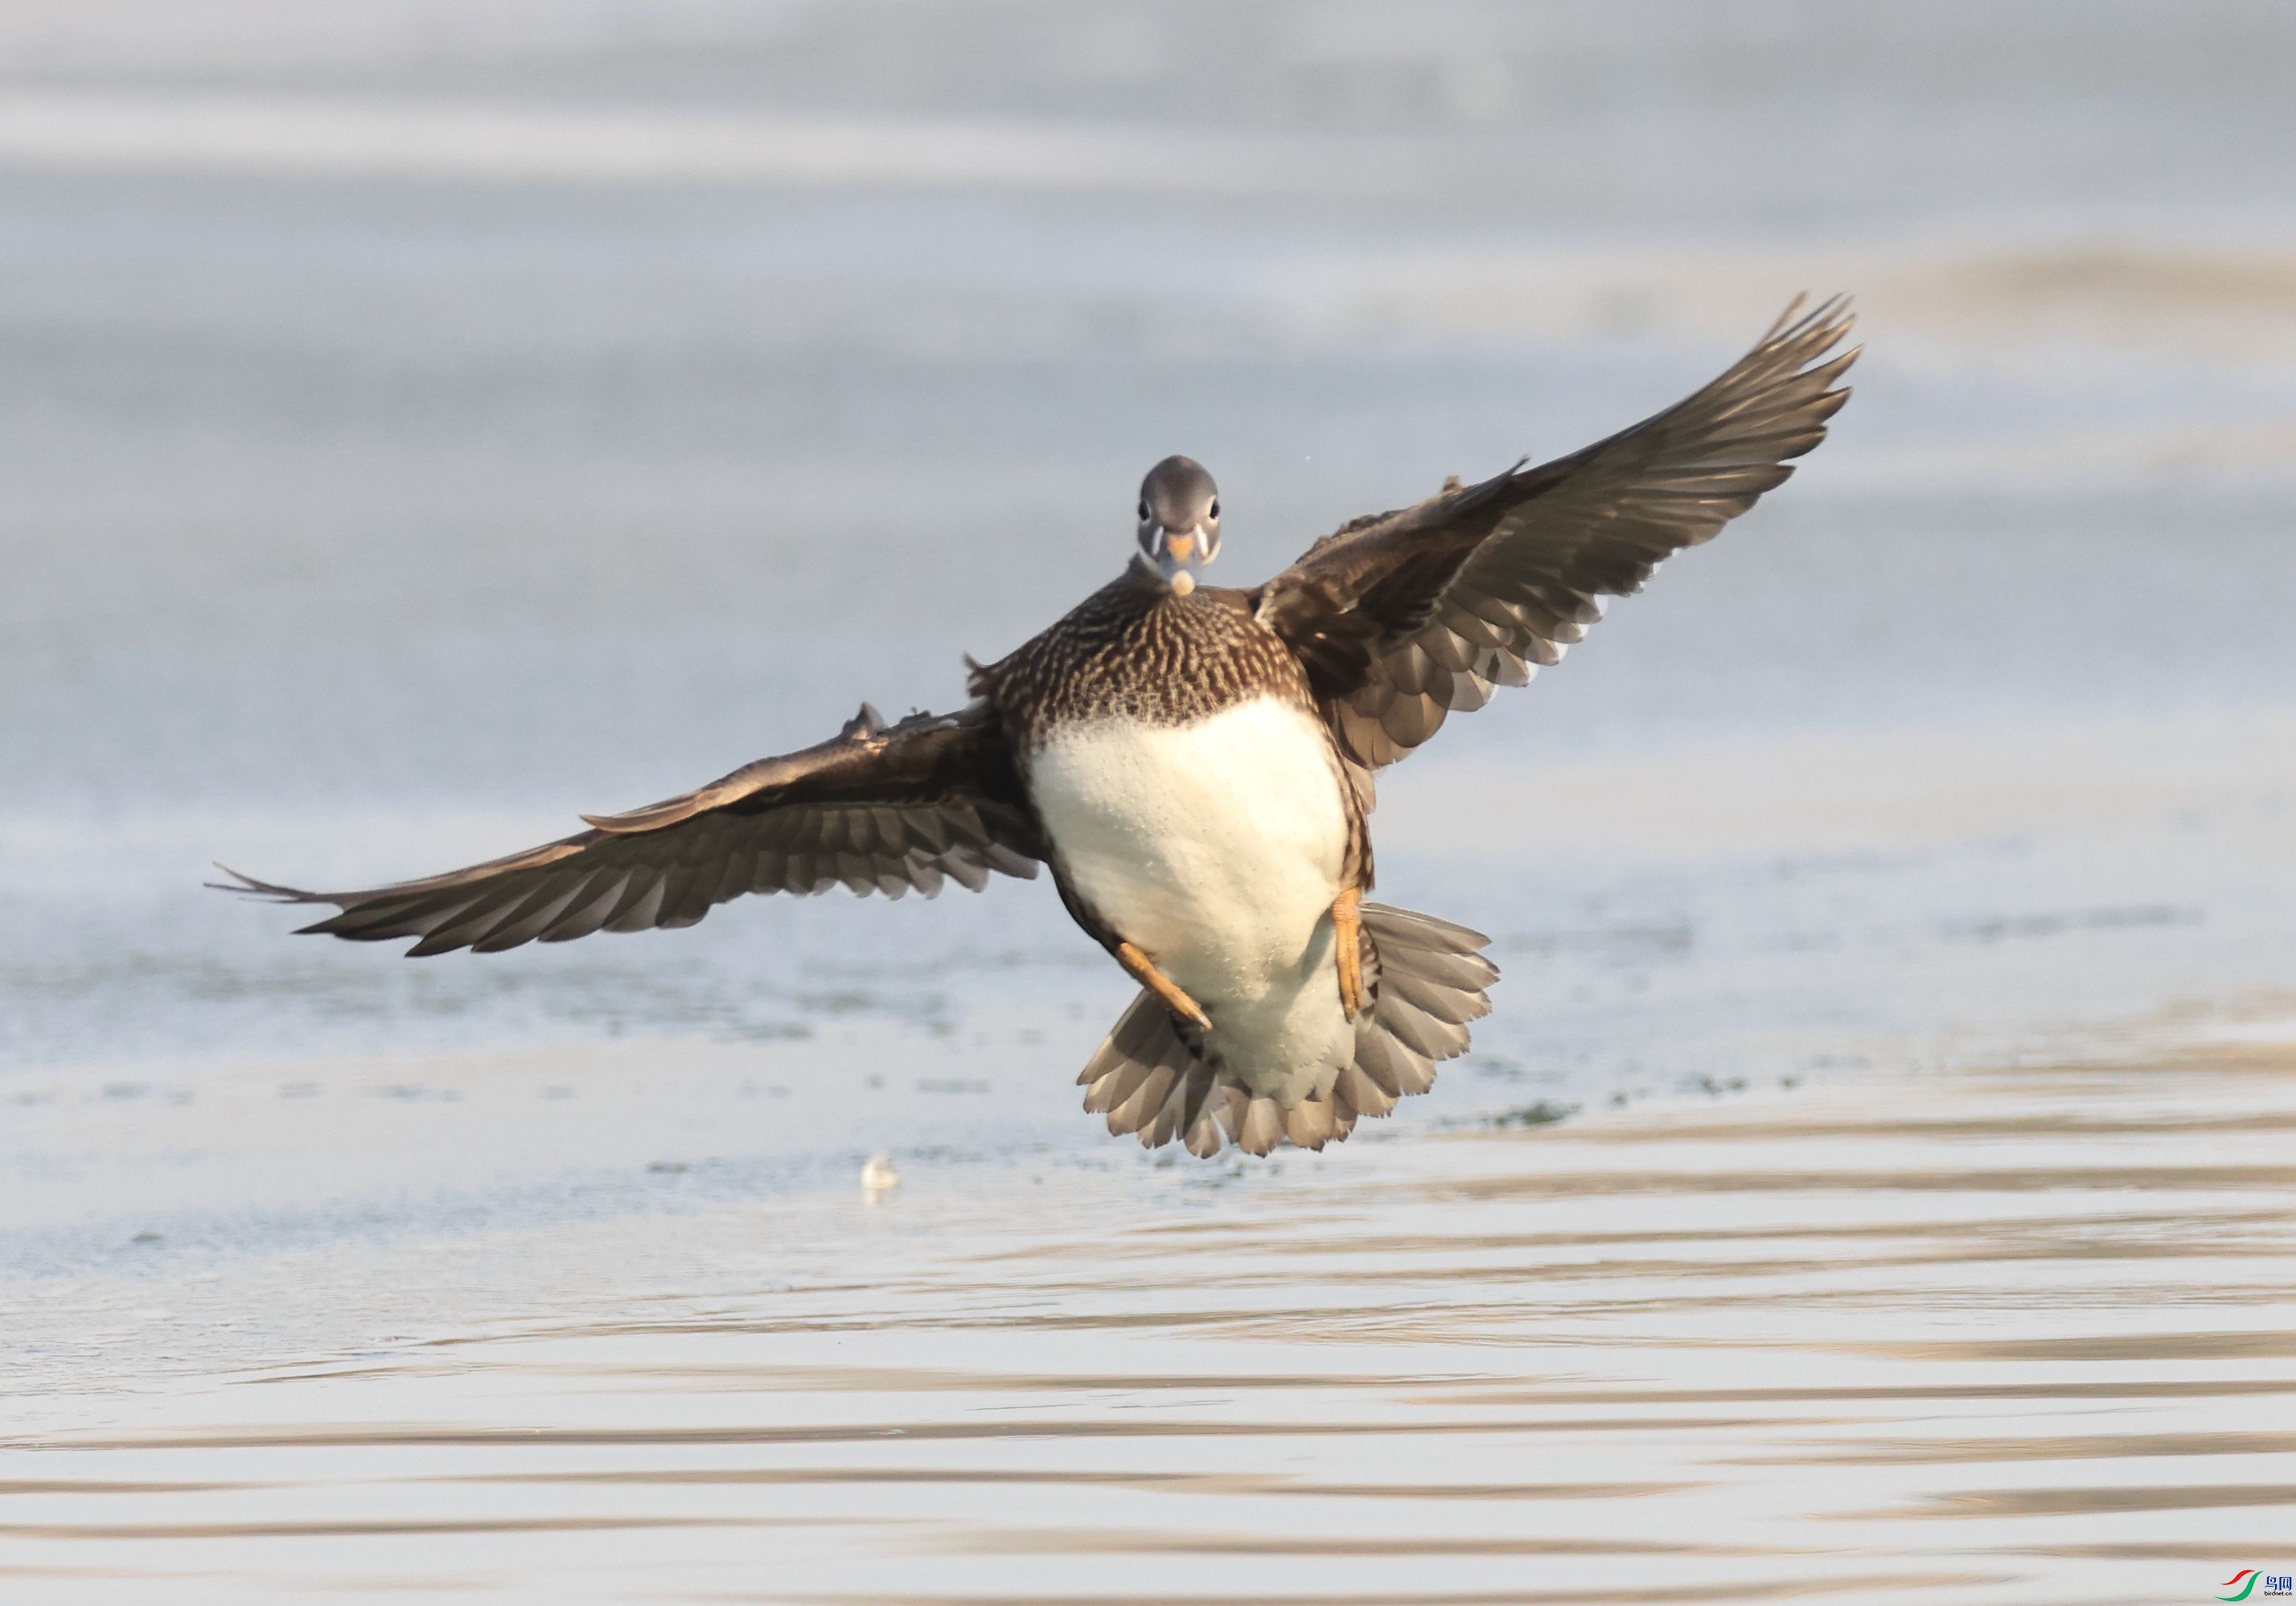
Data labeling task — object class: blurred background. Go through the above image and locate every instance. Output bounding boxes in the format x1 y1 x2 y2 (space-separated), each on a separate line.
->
4 0 2294 1326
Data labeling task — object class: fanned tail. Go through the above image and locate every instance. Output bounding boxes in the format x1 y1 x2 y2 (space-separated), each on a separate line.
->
1076 903 1496 1159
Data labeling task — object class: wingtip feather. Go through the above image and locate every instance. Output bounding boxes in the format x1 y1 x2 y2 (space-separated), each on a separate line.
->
207 863 326 903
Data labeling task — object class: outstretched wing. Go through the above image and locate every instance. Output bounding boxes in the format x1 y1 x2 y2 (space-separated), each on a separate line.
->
215 701 1044 956
1254 297 1857 769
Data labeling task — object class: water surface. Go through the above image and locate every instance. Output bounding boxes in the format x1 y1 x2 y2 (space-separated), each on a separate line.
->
3 5 2295 1597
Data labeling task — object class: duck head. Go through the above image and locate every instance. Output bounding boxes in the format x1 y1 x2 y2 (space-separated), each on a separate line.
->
1134 455 1221 597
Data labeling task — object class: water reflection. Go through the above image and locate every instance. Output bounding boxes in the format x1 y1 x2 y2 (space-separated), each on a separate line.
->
6 1054 2293 1601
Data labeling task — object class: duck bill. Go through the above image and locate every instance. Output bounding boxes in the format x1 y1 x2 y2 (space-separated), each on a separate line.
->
1155 529 1206 596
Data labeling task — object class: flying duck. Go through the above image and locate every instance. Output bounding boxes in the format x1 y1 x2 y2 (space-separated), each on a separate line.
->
219 298 1855 1159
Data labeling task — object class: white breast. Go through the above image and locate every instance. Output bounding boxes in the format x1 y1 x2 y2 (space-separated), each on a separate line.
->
1029 696 1354 1101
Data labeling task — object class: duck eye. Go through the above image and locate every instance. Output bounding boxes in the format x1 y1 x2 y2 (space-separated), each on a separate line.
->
1137 501 1150 522
1207 500 1219 520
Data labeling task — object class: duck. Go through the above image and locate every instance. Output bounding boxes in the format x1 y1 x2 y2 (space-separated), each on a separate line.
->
218 298 1855 1159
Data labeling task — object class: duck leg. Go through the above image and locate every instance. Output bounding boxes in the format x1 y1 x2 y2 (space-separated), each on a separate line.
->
1331 886 1365 1021
1116 941 1213 1033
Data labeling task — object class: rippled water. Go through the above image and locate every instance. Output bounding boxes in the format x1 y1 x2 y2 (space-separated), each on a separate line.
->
10 1044 2296 1601
4 3 2296 1598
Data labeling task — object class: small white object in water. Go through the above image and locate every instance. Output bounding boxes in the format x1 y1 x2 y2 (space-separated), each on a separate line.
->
860 1152 899 1194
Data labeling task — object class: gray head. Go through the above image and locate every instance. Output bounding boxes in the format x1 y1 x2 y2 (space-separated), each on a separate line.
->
1134 455 1221 596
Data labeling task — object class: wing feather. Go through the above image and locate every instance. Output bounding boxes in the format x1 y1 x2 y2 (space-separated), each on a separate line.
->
1255 297 1856 767
214 702 1045 955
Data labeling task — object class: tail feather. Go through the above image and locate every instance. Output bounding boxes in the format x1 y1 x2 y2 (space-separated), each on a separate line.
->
1385 967 1485 1025
1354 1026 1433 1098
1107 1062 1180 1134
1235 1095 1285 1156
1334 1060 1398 1119
1075 902 1496 1159
1198 1083 1247 1158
